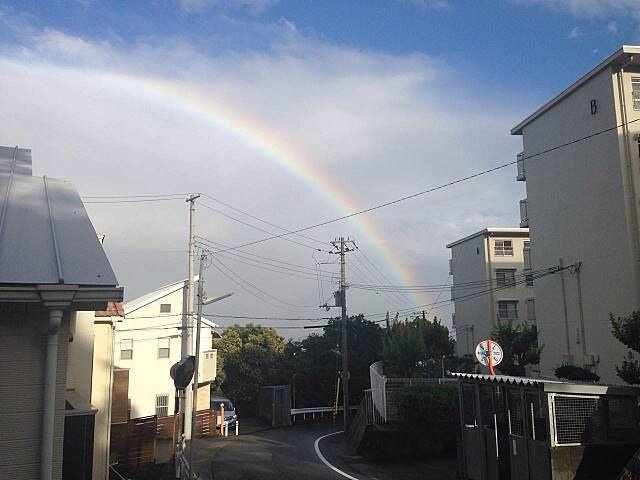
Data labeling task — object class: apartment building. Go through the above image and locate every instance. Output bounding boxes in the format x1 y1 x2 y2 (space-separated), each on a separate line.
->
447 228 534 356
511 45 640 383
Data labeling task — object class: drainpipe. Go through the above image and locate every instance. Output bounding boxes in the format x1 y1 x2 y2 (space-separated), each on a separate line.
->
559 258 571 357
485 235 496 326
42 309 64 480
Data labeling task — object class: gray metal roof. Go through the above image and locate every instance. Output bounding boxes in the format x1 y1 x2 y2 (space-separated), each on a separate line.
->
446 227 529 248
453 372 640 396
0 146 119 287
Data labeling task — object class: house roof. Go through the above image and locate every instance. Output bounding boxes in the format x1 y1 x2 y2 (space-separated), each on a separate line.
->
123 277 219 327
95 301 124 317
124 278 190 315
511 45 640 135
453 372 640 396
446 227 529 248
0 146 121 303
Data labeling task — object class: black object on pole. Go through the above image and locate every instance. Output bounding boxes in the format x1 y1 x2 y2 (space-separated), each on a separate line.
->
171 355 196 390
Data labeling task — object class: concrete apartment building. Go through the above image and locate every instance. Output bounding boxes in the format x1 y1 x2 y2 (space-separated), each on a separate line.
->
447 228 534 356
117 279 218 424
511 45 640 383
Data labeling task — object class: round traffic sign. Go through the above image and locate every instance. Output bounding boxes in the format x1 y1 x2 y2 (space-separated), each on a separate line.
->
475 339 503 367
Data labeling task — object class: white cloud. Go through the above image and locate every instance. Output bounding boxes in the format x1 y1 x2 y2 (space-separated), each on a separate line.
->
568 26 582 39
177 0 280 15
607 20 619 34
0 23 524 334
398 0 450 10
510 0 639 17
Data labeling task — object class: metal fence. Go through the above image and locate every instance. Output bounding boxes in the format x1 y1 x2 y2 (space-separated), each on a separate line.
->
369 361 456 423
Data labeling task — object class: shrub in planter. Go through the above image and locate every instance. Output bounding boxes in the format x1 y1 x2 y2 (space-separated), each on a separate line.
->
555 364 600 382
396 384 458 429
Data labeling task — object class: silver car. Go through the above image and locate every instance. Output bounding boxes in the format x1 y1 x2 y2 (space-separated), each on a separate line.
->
211 396 237 426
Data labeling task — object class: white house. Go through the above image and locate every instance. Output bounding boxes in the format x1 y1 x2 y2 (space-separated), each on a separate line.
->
116 279 218 421
511 45 640 383
447 228 534 356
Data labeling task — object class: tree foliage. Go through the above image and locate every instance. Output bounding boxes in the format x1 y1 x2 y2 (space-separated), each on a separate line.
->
555 364 600 382
490 322 542 376
218 323 285 412
383 314 457 377
396 384 458 429
611 312 640 384
285 315 384 407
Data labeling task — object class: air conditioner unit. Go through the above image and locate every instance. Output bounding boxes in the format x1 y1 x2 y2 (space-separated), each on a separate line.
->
198 349 217 383
583 353 599 367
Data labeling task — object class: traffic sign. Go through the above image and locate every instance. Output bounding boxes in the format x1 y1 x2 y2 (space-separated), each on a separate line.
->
475 339 503 375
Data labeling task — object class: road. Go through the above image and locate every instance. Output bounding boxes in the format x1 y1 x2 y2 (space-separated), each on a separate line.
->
190 419 457 480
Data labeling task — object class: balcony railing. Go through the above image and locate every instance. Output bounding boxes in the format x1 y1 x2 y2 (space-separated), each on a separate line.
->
520 198 529 228
516 151 526 181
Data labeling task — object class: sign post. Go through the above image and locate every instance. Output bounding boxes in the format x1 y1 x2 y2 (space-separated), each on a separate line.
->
475 339 503 375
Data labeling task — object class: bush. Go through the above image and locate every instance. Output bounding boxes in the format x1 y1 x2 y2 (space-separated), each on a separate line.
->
555 364 600 382
396 384 458 429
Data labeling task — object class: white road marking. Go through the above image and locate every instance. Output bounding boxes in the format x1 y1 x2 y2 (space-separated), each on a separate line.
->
314 431 361 480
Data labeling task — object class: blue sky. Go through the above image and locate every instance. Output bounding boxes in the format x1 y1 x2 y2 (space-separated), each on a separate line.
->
0 1 638 330
3 0 638 104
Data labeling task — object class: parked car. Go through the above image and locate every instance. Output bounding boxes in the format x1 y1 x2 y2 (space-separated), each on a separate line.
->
211 396 237 425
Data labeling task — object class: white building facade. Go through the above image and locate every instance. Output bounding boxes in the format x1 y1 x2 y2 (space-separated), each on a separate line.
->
116 279 218 420
447 228 534 356
511 45 640 383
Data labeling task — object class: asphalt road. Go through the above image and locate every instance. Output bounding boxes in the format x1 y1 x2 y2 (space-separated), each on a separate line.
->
190 419 457 480
192 421 345 480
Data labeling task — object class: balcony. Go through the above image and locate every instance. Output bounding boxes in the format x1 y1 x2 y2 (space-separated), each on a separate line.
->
520 198 529 228
516 152 526 181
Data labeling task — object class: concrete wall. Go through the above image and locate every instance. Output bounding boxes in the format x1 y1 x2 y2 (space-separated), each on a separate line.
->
450 231 532 356
518 66 640 383
0 308 69 480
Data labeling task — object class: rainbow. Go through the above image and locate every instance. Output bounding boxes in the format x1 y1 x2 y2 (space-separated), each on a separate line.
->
107 73 431 309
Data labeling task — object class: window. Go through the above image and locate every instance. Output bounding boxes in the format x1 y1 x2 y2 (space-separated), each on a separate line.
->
156 394 169 417
158 338 170 359
633 78 640 110
160 303 172 313
497 301 518 322
526 298 536 323
120 339 133 360
496 269 516 287
494 239 513 256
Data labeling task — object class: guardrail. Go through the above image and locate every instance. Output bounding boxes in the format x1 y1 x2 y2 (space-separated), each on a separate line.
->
290 405 358 422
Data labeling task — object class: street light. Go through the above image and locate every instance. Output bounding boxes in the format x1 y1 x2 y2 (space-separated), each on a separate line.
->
187 251 233 479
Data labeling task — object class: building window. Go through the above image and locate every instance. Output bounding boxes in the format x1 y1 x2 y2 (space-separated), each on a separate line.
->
156 394 169 417
526 299 536 323
160 303 172 313
633 78 640 110
497 301 518 322
496 269 516 287
120 339 133 360
494 240 513 256
158 338 170 359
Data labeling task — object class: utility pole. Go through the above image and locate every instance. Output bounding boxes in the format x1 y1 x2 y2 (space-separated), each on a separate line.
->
330 237 355 431
183 194 199 440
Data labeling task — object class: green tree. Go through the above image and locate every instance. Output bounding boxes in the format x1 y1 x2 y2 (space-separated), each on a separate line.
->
490 322 542 376
383 320 426 377
285 315 384 407
611 312 640 384
218 323 285 412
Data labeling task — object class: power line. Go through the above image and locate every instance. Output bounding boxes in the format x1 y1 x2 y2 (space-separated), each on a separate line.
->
208 117 640 254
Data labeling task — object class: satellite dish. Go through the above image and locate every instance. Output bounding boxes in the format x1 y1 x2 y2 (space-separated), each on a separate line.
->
475 339 503 375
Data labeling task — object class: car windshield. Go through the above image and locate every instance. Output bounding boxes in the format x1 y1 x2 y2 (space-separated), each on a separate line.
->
215 400 234 411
